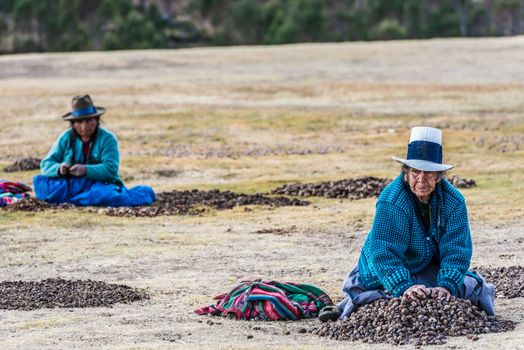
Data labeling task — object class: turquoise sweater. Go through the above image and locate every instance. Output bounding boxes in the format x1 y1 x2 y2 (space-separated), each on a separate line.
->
40 127 123 186
357 175 472 297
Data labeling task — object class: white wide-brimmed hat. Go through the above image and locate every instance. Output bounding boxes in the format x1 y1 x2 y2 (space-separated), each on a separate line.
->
392 126 454 172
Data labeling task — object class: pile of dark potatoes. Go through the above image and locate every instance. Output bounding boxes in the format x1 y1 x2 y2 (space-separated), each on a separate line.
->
0 279 148 310
1 190 310 216
311 295 515 346
472 266 524 298
2 171 475 217
310 265 522 346
3 157 41 172
272 175 475 200
104 189 310 217
272 176 392 199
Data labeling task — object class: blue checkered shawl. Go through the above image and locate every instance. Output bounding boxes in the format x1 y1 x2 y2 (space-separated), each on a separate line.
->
358 175 472 297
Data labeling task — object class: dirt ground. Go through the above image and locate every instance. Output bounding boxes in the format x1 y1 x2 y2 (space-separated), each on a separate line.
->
1 36 524 349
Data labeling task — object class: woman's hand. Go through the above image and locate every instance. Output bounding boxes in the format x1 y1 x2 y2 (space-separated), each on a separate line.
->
402 284 430 301
69 164 86 176
430 287 451 301
59 163 70 175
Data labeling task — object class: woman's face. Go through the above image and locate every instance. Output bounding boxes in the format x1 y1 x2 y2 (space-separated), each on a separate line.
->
405 168 439 203
73 118 98 140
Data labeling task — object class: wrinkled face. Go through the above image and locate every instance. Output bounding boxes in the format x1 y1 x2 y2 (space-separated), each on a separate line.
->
405 168 439 203
73 118 98 140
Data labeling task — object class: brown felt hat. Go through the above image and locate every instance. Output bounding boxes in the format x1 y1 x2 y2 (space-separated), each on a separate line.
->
62 94 106 121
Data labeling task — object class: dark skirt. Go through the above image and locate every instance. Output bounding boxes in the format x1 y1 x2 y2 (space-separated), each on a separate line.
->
338 263 495 319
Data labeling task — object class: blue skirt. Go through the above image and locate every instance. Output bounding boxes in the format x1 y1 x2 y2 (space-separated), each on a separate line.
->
338 263 495 319
33 175 156 207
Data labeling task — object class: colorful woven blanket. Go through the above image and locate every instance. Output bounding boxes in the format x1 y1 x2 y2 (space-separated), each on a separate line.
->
195 280 333 321
0 180 32 207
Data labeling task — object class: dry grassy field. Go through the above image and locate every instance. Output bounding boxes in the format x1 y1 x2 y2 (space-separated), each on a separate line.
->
1 36 524 349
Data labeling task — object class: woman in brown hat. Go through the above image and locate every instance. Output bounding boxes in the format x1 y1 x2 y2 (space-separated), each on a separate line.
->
34 95 156 206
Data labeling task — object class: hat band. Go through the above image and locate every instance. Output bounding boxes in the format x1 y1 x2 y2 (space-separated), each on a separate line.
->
407 140 442 164
72 106 97 117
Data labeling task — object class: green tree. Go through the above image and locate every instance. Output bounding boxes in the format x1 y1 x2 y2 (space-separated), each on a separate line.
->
228 0 262 43
2 0 524 53
423 1 461 37
369 18 407 40
102 7 167 50
265 9 298 44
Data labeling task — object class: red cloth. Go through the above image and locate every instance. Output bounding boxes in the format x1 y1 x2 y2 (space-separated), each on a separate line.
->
0 180 32 193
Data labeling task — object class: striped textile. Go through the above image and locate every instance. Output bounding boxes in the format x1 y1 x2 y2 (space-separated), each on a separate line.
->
195 280 333 321
0 180 31 207
0 180 31 194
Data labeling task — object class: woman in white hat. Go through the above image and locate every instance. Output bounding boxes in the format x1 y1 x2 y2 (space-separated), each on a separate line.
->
320 126 494 321
33 95 156 207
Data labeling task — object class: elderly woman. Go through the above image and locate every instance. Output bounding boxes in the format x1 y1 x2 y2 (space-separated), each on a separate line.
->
320 126 494 321
34 95 156 207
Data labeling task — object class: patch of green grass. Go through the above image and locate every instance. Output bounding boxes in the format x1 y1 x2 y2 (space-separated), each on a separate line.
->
463 168 524 223
242 111 351 134
0 211 35 229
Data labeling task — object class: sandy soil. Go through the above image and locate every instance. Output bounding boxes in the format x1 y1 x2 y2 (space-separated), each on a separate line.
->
0 211 522 349
1 37 524 349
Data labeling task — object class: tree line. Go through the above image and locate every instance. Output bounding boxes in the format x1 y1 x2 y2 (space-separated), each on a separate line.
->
0 0 523 53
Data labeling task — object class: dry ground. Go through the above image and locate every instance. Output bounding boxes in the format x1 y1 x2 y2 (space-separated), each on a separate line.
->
1 36 524 349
